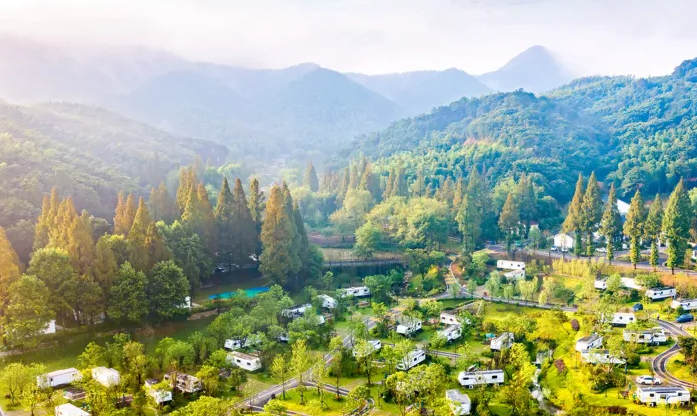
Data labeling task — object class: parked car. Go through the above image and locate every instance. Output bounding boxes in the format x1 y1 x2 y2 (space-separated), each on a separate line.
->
596 247 607 253
633 303 643 312
676 314 694 323
551 246 558 252
561 248 569 253
636 376 662 385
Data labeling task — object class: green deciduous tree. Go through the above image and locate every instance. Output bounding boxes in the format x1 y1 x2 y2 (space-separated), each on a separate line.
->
108 262 149 323
4 275 53 348
148 260 190 321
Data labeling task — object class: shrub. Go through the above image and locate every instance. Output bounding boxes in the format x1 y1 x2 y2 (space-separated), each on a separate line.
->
570 319 580 331
626 353 641 366
422 279 434 292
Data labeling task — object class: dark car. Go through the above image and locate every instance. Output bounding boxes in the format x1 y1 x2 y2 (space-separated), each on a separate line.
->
633 303 643 312
676 314 694 323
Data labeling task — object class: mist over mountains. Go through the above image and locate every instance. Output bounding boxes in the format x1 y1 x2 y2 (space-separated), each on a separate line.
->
0 37 576 161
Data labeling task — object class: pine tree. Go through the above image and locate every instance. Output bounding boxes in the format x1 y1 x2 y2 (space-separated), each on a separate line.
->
467 167 495 242
516 174 536 237
149 183 174 223
623 190 646 269
124 193 137 234
49 187 60 219
181 184 203 235
67 210 96 276
394 165 407 197
248 178 265 262
599 184 622 264
260 186 294 286
412 166 426 198
644 194 664 271
230 178 256 269
197 183 217 255
562 174 585 257
114 192 129 236
293 202 310 279
145 222 170 270
93 235 118 315
33 194 52 252
663 179 693 274
348 161 360 192
581 172 602 257
49 197 78 250
304 162 320 192
0 226 22 317
282 183 301 275
129 197 153 271
499 194 520 255
360 162 381 203
453 177 464 211
214 178 235 269
456 194 481 255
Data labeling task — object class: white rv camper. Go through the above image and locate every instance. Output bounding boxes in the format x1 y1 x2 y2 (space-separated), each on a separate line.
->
438 324 462 342
635 386 690 407
645 287 677 301
227 351 263 371
339 286 371 297
92 367 120 388
396 349 426 370
575 334 603 353
623 328 668 345
671 298 697 310
396 318 422 336
39 368 82 388
445 390 471 415
457 370 505 388
490 332 514 351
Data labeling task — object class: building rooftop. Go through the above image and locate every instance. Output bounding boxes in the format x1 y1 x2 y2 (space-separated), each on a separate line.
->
460 369 504 376
45 368 79 377
636 386 689 393
229 351 260 361
578 334 602 343
445 389 471 404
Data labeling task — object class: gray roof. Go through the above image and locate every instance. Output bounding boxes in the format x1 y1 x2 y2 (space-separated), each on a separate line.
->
637 386 689 393
445 390 471 404
460 369 504 376
578 334 602 343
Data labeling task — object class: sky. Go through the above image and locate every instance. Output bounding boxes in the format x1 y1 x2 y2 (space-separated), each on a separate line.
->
0 0 696 76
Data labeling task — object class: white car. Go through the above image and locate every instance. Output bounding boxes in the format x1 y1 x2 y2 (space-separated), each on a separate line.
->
596 247 607 253
636 376 661 385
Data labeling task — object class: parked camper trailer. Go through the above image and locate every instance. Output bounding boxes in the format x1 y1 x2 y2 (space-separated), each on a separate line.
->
227 351 262 371
144 379 172 404
671 298 697 310
55 403 90 416
594 278 608 290
92 367 120 388
609 312 636 327
490 332 514 351
39 368 82 388
440 312 460 326
635 386 690 407
581 349 626 365
457 370 505 388
281 304 312 319
445 390 471 415
575 334 603 353
339 286 371 297
165 373 202 393
396 318 422 336
317 294 338 309
645 287 677 301
496 260 525 270
623 328 668 345
396 349 426 370
438 324 462 342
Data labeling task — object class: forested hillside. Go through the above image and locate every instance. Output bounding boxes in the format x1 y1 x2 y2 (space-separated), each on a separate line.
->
0 100 227 258
349 58 697 204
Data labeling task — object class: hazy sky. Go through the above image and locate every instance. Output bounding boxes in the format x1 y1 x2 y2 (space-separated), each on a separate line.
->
1 0 696 76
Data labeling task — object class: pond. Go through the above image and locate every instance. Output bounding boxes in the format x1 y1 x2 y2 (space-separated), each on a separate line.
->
208 286 269 299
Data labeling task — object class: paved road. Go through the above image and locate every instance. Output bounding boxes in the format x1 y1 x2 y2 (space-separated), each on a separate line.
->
652 320 696 389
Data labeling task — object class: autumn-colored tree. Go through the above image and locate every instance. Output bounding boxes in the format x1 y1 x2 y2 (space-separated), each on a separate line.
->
383 167 395 200
0 226 22 317
49 197 78 249
232 178 256 267
260 186 294 285
176 166 198 215
66 210 96 276
181 184 203 236
33 194 51 251
124 193 137 235
149 182 176 223
623 190 646 269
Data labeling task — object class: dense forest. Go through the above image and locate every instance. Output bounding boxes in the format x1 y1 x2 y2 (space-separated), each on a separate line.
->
347 58 697 203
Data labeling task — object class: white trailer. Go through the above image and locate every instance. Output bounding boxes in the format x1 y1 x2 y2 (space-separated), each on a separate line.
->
490 332 514 351
438 324 462 342
144 379 172 404
645 287 676 301
609 312 636 327
440 312 460 326
282 304 312 319
396 318 422 336
594 278 608 290
227 351 262 371
496 260 525 270
581 349 626 365
671 298 697 310
445 389 471 415
92 367 120 388
340 286 371 297
39 368 82 388
623 328 668 345
575 334 603 353
396 349 426 370
458 370 505 388
635 386 690 407
317 294 337 309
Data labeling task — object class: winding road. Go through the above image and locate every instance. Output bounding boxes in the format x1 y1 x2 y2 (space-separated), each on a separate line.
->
652 320 695 389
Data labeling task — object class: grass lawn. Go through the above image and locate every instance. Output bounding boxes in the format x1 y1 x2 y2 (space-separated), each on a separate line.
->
273 387 347 416
666 353 697 384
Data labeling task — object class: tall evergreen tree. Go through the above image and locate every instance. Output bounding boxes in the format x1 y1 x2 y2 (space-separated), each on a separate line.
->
411 166 426 198
49 197 78 250
197 183 217 255
214 178 235 269
125 193 137 235
231 179 256 269
114 192 129 236
360 162 381 203
129 197 153 271
33 195 51 251
394 165 407 197
304 162 320 192
49 187 60 220
176 166 198 215
663 179 693 274
348 161 360 192
499 194 520 255
456 194 481 255
644 194 664 271
67 210 96 276
248 178 265 262
599 184 622 264
260 186 294 286
516 174 537 238
145 222 170 270
452 177 464 211
562 174 585 257
181 184 203 235
581 172 602 257
383 168 395 200
93 235 118 316
282 183 301 275
0 226 22 317
467 167 495 241
623 190 646 269
149 182 175 223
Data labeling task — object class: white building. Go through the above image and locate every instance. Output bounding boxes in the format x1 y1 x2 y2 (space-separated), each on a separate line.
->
491 332 514 351
645 287 677 301
282 304 312 319
165 373 202 393
227 351 262 371
497 260 525 271
317 294 337 309
396 349 426 370
616 199 630 216
575 334 603 353
581 349 626 365
671 298 697 310
438 325 462 342
42 319 57 335
445 390 471 415
621 277 643 290
553 233 574 249
40 368 82 388
635 386 690 407
458 370 505 388
594 278 608 290
91 367 120 388
55 403 90 416
339 286 371 297
396 318 422 336
609 312 636 327
144 379 172 404
440 312 460 326
623 328 668 345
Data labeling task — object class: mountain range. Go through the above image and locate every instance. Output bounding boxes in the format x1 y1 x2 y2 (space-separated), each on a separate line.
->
0 37 575 161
